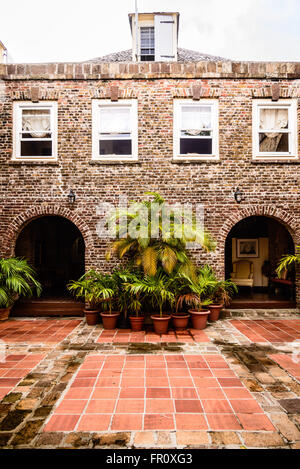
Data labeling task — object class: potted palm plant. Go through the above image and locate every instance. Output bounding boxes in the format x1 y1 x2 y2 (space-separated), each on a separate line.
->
0 257 42 321
176 267 215 330
204 267 238 322
67 270 114 326
126 270 175 335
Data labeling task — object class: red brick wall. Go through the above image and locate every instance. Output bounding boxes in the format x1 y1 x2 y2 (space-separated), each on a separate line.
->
0 62 300 303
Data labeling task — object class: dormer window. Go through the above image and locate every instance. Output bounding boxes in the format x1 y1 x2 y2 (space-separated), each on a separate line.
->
140 27 155 61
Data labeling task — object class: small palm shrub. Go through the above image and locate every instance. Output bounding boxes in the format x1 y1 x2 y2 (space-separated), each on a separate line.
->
0 257 42 308
67 270 114 311
125 269 175 317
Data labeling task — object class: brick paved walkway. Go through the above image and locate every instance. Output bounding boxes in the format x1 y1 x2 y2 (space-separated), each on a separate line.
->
230 320 300 344
0 315 299 449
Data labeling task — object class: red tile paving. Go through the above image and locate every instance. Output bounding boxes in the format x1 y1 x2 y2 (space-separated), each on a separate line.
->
0 353 46 400
230 319 300 344
96 328 210 343
269 353 300 381
0 319 81 344
44 353 275 433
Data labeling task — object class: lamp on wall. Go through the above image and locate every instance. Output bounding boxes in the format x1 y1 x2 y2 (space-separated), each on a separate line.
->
234 188 243 204
68 189 76 205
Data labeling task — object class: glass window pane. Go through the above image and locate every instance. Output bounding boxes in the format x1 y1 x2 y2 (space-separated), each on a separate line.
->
21 140 52 157
99 139 132 155
180 138 212 155
259 133 289 152
22 109 51 138
259 108 288 131
181 106 212 132
99 107 131 134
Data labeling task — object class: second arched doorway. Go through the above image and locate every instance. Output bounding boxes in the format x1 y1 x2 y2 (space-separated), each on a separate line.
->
225 216 296 308
14 216 85 315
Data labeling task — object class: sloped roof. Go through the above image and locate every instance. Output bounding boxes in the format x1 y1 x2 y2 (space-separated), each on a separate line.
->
86 47 229 63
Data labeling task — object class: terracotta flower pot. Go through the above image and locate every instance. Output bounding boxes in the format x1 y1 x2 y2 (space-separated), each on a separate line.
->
129 316 144 332
188 309 209 330
84 309 99 326
0 307 11 321
151 314 171 335
171 313 190 331
208 304 223 322
100 311 120 330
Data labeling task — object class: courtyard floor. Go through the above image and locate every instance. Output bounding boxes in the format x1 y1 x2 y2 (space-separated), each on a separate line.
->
0 312 300 449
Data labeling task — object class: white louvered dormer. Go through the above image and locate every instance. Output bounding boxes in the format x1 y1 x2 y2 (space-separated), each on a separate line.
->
129 12 179 62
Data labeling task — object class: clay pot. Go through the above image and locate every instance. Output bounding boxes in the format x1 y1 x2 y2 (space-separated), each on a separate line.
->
171 313 190 331
100 311 120 330
129 316 144 332
0 307 11 321
84 309 99 326
208 304 223 322
151 314 171 335
188 309 209 330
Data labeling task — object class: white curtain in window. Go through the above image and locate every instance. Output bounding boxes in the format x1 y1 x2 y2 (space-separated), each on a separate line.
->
259 108 288 152
22 111 50 138
181 106 211 135
100 107 131 134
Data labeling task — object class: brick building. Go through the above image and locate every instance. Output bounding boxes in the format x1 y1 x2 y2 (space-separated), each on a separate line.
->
0 12 299 315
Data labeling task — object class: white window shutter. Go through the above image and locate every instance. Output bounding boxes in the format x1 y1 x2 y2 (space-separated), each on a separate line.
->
154 15 175 61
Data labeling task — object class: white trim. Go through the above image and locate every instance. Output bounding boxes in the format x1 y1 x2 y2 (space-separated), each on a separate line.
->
252 99 298 160
12 101 58 161
173 99 219 161
92 99 138 162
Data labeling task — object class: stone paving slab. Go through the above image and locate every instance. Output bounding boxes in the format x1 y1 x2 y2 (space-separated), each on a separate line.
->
269 354 300 381
0 353 46 400
0 316 300 449
0 319 81 345
230 319 300 344
96 328 210 344
43 353 275 433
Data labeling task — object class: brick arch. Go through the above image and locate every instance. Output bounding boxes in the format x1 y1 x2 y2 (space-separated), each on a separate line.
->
216 206 300 271
3 205 94 257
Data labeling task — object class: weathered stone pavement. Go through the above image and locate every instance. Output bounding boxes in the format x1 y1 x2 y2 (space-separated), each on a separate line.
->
0 314 300 449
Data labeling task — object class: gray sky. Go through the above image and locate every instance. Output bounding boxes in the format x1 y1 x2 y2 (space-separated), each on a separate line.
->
2 0 300 63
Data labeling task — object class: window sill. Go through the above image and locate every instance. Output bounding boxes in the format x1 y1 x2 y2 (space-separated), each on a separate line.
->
172 157 220 164
90 159 140 165
9 159 59 166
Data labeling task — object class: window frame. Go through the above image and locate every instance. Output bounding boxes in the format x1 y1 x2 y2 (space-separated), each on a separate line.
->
252 99 298 160
140 26 155 61
92 99 138 162
13 101 58 161
173 99 219 161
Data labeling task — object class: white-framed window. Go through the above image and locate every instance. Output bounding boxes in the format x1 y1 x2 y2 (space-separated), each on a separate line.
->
92 99 138 161
253 99 298 159
13 101 57 160
173 99 219 160
140 27 155 61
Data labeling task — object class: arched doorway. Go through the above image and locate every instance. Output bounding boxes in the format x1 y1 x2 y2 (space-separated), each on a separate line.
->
15 216 85 299
225 216 296 308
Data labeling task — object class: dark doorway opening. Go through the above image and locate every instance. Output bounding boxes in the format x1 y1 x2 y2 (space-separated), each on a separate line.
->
15 216 85 299
225 216 295 308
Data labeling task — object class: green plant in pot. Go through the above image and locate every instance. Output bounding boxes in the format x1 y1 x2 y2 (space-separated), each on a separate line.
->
168 271 191 331
0 257 42 321
204 266 238 322
176 267 215 330
67 270 114 326
112 268 143 331
126 270 175 335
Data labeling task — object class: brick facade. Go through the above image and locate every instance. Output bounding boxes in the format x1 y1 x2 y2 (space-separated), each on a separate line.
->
0 61 300 303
